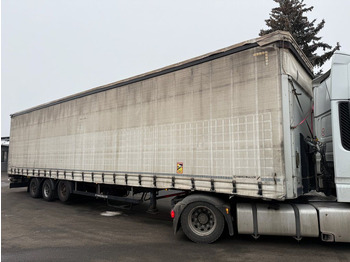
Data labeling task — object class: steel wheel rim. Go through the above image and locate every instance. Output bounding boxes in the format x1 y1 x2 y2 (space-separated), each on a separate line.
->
60 183 67 196
43 183 50 198
188 205 216 236
31 182 37 194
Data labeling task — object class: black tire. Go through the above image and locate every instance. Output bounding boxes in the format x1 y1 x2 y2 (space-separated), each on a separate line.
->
57 181 73 203
29 178 42 198
42 179 56 202
180 201 225 244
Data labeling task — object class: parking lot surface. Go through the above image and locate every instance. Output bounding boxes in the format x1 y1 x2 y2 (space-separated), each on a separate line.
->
2 172 350 262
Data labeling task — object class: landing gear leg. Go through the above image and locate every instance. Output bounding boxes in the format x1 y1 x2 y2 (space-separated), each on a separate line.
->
147 189 159 214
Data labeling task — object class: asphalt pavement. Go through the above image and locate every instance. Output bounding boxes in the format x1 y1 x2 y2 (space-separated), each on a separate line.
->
2 172 350 262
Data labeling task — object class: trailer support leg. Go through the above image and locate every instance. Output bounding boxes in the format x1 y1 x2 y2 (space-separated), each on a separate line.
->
147 189 159 214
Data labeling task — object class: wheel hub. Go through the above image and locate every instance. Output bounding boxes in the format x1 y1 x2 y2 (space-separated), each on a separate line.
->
44 185 49 197
198 213 209 224
31 184 37 193
60 184 66 195
188 206 217 236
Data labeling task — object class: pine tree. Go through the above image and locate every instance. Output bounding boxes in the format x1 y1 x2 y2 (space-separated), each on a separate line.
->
260 0 340 69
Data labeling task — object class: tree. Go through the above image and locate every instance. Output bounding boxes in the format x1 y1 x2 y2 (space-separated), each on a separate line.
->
260 0 340 69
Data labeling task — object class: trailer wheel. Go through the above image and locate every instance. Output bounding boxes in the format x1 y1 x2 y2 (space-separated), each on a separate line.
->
42 179 56 202
180 201 224 243
29 178 42 198
57 181 73 203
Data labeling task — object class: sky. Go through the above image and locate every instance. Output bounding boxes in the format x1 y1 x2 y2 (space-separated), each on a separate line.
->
2 0 350 136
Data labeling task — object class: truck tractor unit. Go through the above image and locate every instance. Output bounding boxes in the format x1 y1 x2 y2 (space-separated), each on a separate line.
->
8 31 350 243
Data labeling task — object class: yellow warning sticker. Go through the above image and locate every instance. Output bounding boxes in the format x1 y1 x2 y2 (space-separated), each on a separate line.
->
177 162 183 174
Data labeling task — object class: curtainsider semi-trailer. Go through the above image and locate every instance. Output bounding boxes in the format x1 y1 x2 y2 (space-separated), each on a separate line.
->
8 31 350 243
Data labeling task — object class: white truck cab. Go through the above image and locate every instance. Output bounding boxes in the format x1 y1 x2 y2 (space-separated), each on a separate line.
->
314 52 350 202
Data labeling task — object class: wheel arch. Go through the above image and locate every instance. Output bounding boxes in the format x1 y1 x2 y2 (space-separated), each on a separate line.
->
172 193 234 237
